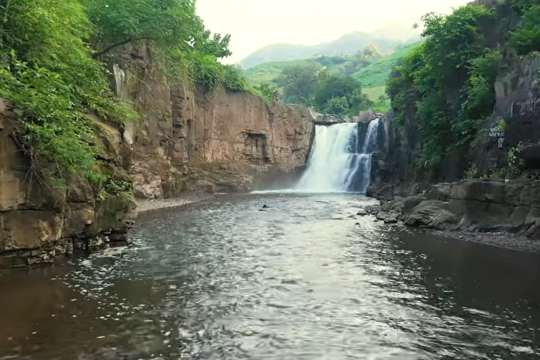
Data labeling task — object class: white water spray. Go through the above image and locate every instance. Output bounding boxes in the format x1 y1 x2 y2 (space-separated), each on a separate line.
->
295 119 380 193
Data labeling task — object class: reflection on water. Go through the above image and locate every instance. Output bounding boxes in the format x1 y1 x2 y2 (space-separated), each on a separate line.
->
2 194 540 359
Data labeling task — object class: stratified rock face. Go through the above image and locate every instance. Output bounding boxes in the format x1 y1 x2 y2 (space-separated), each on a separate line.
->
0 102 136 267
113 44 314 199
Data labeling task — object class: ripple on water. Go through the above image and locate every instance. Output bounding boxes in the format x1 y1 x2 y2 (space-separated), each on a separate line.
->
2 194 540 359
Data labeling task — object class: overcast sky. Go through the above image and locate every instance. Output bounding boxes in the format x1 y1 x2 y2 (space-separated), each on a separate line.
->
197 0 471 63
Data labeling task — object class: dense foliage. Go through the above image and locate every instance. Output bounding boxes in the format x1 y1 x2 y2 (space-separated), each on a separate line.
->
387 4 502 173
275 64 373 116
244 43 419 113
0 0 247 187
511 4 540 55
276 63 320 105
0 0 134 183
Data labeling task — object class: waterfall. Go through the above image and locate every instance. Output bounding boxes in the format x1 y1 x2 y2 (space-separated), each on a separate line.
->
113 64 127 99
296 119 380 193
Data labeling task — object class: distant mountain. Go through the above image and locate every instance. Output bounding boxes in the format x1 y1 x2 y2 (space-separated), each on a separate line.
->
240 31 406 69
371 24 421 43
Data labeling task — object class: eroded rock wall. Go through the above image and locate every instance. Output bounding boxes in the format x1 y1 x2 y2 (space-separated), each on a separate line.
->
372 52 540 199
113 44 314 198
0 102 136 267
474 52 540 172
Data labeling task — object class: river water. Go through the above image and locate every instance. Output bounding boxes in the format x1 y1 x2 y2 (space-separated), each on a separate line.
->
2 194 540 359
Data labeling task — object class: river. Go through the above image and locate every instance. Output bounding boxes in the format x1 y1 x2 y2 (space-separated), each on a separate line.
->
2 194 540 359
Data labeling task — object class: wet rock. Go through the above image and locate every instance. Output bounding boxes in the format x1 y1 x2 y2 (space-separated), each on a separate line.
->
356 209 368 216
425 184 451 201
365 205 381 216
449 181 507 203
522 144 540 170
526 220 540 240
380 212 399 224
402 195 424 212
404 200 459 230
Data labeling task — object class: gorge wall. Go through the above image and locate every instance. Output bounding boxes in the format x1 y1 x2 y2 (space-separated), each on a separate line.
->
113 44 314 198
368 49 540 240
372 51 540 194
0 44 315 267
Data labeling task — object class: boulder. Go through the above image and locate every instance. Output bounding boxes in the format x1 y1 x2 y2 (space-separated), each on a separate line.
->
449 181 507 203
521 144 540 170
0 211 63 251
402 195 425 212
404 200 459 230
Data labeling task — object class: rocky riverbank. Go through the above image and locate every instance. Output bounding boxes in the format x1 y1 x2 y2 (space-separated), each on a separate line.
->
364 179 540 253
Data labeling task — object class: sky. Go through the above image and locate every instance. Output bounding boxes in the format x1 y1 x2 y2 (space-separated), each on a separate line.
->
197 0 471 64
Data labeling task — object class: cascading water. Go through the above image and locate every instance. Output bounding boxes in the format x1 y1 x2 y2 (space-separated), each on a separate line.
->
296 118 380 193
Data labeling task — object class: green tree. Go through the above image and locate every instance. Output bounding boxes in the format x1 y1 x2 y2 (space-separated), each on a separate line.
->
314 74 372 116
511 5 540 55
387 4 498 173
276 63 320 104
85 0 221 57
0 0 134 182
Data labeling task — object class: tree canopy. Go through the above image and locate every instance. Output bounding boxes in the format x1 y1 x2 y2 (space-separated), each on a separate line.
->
0 0 241 189
387 4 499 172
276 63 373 116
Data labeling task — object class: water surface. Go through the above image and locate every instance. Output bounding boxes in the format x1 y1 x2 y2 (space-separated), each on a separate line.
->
2 194 540 359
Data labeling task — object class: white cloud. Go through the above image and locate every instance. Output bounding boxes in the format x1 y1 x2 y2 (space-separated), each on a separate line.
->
197 0 471 63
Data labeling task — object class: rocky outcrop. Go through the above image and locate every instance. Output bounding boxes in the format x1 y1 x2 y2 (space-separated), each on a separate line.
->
0 102 136 268
370 48 540 202
470 52 540 173
371 180 540 241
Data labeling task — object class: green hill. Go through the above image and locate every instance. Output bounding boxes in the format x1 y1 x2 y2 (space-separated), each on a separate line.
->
244 42 421 112
352 42 421 88
244 59 319 86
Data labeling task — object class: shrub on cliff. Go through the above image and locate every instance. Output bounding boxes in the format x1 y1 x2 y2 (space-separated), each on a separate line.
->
0 0 247 187
511 5 540 55
0 0 135 185
387 4 499 173
222 65 249 92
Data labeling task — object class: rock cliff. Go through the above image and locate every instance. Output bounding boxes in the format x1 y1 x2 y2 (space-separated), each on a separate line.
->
369 49 540 241
112 44 314 198
0 101 136 268
0 44 315 267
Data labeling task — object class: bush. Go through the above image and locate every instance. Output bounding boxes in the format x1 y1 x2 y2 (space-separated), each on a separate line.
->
0 0 135 183
222 65 248 92
188 54 224 90
251 83 279 105
387 4 498 174
511 5 540 55
464 50 502 120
